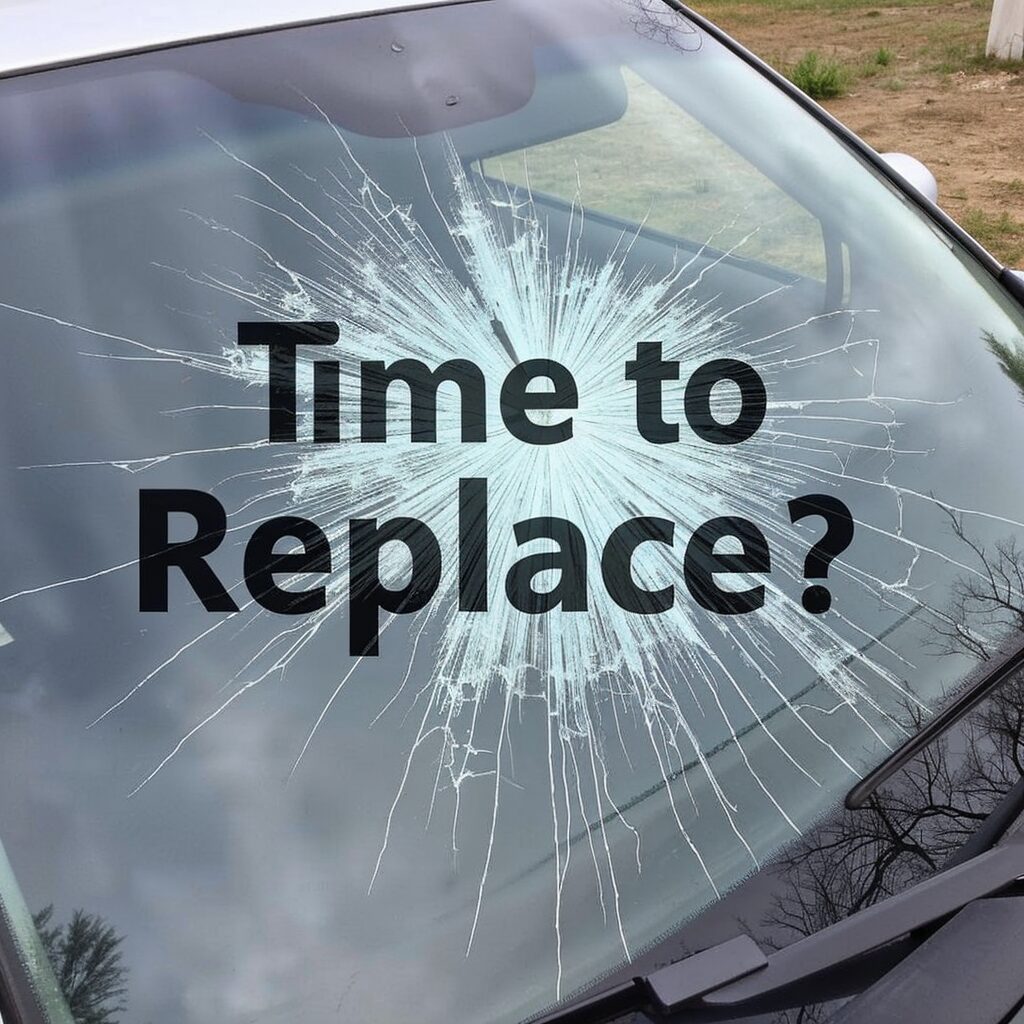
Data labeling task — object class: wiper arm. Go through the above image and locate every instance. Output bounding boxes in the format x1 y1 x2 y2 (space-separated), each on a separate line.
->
846 636 1024 809
533 834 1024 1024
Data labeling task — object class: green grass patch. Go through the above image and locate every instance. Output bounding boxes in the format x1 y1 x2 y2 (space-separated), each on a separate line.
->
926 38 1024 75
854 48 896 79
960 208 1024 265
789 51 848 98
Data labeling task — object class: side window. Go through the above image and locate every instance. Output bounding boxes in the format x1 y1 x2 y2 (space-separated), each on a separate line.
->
481 69 826 279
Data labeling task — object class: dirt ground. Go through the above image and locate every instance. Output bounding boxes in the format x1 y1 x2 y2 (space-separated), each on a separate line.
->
691 0 1024 265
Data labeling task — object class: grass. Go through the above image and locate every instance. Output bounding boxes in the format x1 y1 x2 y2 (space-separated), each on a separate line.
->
702 0 1019 92
689 0 1024 266
696 0 971 14
853 46 897 79
692 0 992 27
928 40 1024 74
789 51 848 98
960 209 1024 265
693 0 994 53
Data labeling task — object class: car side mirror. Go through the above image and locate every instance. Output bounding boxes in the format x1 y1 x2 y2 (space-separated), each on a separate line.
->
880 152 939 205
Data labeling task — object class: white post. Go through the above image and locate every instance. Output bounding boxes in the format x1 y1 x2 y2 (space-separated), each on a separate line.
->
987 0 1024 59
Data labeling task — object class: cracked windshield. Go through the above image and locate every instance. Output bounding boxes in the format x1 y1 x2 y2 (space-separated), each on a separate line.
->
1 0 1024 1022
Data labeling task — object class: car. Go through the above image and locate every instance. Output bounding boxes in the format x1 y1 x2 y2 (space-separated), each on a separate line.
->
1 1 1024 1023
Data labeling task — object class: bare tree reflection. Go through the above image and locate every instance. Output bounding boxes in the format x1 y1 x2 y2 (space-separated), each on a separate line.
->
620 0 703 54
763 515 1024 1023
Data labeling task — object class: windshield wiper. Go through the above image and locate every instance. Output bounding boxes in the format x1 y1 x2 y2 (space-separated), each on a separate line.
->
534 639 1024 1024
533 831 1024 1023
846 635 1024 809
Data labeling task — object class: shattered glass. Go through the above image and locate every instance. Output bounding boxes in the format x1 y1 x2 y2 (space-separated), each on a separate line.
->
0 1 1023 1021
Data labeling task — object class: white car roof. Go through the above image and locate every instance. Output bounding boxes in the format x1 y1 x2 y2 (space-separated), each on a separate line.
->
0 0 456 79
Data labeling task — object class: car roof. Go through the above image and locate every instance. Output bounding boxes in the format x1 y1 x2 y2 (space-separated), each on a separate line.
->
0 0 458 79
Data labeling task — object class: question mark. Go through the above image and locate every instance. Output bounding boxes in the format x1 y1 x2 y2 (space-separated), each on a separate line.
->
787 494 855 614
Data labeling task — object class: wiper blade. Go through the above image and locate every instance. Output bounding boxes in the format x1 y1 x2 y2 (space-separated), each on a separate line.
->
531 937 766 1024
694 834 1024 1014
846 636 1024 809
533 834 1024 1024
